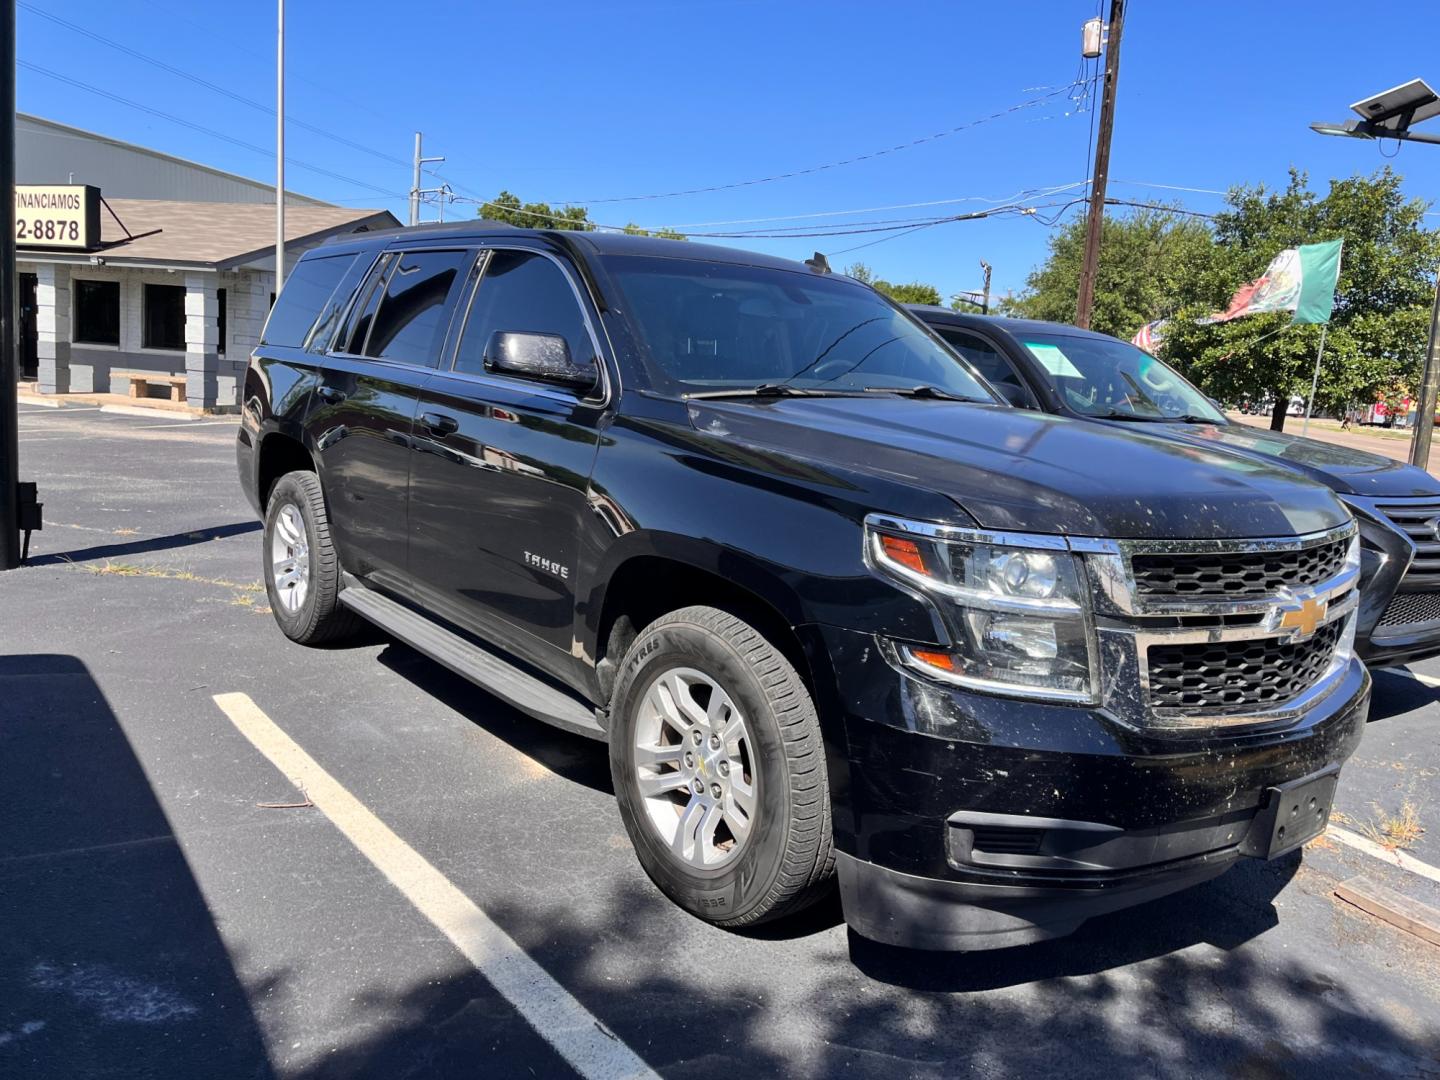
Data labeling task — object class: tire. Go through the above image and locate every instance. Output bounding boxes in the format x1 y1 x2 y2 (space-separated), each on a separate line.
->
609 605 834 927
263 470 361 645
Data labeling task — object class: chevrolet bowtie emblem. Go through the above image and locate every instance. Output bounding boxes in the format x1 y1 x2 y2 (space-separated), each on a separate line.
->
1278 596 1328 639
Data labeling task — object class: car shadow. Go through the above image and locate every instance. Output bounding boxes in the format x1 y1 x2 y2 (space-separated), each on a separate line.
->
0 655 275 1079
1367 667 1440 721
26 521 261 566
374 640 615 795
281 863 1440 1079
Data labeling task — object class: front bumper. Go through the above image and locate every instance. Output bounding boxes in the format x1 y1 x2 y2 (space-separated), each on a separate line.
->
814 625 1370 950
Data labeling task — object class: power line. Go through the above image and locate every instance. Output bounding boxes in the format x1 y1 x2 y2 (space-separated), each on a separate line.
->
19 60 406 199
546 79 1097 206
653 181 1090 230
17 2 415 173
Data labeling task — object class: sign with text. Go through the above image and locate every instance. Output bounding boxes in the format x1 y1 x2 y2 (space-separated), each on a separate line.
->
14 184 102 251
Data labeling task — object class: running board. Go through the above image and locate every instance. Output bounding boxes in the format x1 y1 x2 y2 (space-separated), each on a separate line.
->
339 584 606 741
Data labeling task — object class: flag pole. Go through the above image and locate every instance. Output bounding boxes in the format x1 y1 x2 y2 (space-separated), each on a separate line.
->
1301 323 1327 437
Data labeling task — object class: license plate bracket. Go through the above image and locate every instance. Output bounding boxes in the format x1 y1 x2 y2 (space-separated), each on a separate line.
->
1241 770 1339 860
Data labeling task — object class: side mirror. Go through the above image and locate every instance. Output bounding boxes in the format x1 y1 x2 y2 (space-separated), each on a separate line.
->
485 330 597 391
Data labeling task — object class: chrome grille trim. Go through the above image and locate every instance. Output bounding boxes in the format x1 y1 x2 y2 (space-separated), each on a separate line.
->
1359 495 1440 585
1080 524 1360 733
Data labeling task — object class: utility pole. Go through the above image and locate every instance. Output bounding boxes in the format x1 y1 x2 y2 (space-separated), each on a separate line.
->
2 0 19 568
409 134 445 227
275 0 285 290
979 259 992 315
1074 0 1125 330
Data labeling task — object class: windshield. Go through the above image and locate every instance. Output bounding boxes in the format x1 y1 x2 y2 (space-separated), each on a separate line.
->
602 255 996 401
1019 332 1226 422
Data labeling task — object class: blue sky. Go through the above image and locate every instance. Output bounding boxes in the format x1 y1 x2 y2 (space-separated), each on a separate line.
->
16 1 1440 302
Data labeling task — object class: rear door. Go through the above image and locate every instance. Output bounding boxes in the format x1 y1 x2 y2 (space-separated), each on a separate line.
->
308 246 475 589
406 245 609 670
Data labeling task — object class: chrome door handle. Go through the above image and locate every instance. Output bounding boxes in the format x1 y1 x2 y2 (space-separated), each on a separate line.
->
315 385 346 404
421 412 459 436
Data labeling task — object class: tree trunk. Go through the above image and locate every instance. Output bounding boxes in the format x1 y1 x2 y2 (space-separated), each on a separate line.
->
1270 394 1288 432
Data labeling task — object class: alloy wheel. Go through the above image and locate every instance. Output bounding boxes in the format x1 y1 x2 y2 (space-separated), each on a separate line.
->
632 666 757 869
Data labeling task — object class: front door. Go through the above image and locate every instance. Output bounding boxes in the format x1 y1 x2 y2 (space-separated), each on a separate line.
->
407 246 608 673
18 273 37 380
309 247 475 591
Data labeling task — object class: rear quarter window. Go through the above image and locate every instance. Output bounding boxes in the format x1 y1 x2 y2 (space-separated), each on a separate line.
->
260 252 361 348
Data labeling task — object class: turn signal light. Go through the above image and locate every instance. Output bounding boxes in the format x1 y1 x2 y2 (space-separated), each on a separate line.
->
909 649 956 672
881 535 930 576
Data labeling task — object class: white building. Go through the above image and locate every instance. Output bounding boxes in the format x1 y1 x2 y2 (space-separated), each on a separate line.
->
15 114 399 411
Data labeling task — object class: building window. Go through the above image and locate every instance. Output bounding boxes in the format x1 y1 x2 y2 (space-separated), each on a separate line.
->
217 288 227 355
73 279 120 346
143 283 186 350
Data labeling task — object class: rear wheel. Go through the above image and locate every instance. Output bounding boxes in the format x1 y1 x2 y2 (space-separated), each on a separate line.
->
263 470 361 645
609 606 833 927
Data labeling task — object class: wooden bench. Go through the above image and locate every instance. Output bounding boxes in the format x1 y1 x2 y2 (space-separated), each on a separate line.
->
113 369 187 403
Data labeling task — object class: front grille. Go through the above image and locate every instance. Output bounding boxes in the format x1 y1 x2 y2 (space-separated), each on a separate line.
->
1131 538 1350 601
1377 591 1440 631
1372 500 1440 585
1147 621 1344 715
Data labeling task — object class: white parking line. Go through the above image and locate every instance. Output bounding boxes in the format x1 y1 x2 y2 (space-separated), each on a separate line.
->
1327 825 1440 886
212 692 658 1080
1396 670 1440 689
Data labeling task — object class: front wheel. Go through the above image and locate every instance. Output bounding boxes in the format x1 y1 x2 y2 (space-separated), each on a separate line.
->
609 606 834 927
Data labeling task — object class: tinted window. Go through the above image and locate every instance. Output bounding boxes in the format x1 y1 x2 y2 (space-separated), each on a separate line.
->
454 250 593 377
342 254 394 355
602 256 994 401
73 279 119 345
262 253 360 348
143 283 186 350
936 328 1031 406
362 249 473 367
217 288 227 355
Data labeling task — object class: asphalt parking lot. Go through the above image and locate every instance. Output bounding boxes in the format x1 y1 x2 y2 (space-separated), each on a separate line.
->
4 402 1440 1079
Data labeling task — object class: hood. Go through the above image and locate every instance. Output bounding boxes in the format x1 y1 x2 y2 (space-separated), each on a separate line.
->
689 398 1351 540
1111 420 1440 499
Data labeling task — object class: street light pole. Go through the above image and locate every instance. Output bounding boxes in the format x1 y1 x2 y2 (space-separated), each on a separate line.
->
1075 0 1125 330
1412 280 1440 468
275 0 285 291
1311 79 1440 469
1 0 21 570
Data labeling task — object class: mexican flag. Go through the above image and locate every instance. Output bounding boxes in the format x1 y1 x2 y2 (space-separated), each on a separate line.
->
1205 239 1343 325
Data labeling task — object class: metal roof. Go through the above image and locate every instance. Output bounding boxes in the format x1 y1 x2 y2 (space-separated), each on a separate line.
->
18 113 333 207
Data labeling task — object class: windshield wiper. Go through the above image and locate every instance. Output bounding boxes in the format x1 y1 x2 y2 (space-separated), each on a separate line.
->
1098 410 1219 424
685 383 863 400
1097 410 1170 422
863 385 983 403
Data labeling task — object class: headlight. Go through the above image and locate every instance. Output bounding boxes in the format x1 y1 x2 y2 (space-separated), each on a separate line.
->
865 517 1098 703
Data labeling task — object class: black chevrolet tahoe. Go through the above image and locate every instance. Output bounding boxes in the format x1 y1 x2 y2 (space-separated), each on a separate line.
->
911 307 1440 669
238 225 1369 950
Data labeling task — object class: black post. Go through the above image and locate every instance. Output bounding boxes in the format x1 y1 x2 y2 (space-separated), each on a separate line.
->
1074 0 1125 330
1 0 20 570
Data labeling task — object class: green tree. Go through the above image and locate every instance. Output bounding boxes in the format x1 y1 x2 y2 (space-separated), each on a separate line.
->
1162 168 1439 430
478 190 593 231
998 207 1215 339
844 262 942 305
476 191 686 240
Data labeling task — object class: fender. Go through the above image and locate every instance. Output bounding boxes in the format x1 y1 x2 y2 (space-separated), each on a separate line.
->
573 398 962 669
